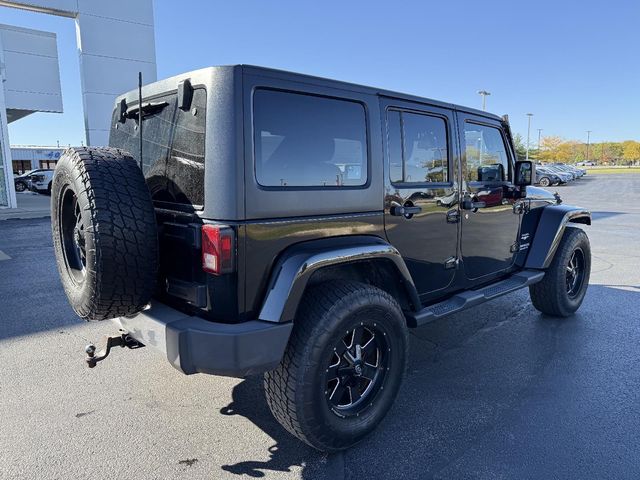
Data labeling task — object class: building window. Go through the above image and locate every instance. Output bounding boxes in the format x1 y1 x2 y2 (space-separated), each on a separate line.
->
12 160 32 175
39 160 57 170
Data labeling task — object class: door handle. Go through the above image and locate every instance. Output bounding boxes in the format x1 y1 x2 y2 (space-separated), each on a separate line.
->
461 198 486 210
390 205 422 217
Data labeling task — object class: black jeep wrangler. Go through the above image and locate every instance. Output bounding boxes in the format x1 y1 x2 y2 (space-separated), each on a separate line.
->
51 65 591 452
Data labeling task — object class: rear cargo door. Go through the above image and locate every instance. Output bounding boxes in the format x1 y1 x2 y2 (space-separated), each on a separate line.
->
109 87 208 307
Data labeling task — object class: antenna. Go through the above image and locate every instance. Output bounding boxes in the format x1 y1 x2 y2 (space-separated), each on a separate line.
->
138 71 143 171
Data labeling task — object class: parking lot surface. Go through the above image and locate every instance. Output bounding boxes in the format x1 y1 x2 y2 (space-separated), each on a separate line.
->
1 174 639 480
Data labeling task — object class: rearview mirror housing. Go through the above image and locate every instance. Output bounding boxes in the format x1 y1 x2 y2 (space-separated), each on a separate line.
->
514 160 535 187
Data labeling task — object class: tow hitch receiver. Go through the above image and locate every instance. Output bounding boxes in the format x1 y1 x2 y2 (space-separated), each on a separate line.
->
85 330 144 368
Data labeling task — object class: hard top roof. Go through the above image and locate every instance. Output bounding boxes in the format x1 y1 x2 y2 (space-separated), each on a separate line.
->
240 64 504 122
118 64 505 123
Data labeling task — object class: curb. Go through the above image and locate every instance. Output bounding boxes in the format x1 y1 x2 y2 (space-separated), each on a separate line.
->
0 212 51 221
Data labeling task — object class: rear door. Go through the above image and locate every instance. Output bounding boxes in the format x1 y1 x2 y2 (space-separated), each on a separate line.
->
457 113 520 281
382 99 460 298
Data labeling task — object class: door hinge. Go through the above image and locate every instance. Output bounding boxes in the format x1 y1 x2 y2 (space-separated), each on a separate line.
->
444 256 458 269
510 242 519 253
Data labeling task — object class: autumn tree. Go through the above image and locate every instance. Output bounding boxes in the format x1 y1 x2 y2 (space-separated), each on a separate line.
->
622 141 640 161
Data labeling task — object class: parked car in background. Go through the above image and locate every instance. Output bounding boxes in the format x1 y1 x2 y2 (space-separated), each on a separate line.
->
29 169 55 194
576 161 595 167
538 166 571 184
535 168 563 187
552 165 578 180
543 165 574 182
13 168 49 192
553 163 585 177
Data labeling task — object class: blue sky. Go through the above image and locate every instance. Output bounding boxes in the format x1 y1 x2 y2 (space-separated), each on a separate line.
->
3 0 639 146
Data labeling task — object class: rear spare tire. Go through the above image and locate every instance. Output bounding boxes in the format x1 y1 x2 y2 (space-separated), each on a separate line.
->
51 147 158 320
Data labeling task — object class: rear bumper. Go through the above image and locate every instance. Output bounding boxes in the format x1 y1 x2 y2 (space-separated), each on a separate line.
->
113 302 293 378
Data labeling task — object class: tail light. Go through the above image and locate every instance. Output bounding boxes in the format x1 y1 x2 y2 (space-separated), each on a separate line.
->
201 224 235 275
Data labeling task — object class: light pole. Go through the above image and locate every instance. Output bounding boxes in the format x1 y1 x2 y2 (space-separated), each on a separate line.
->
526 113 534 161
478 90 491 111
537 128 543 152
586 130 592 162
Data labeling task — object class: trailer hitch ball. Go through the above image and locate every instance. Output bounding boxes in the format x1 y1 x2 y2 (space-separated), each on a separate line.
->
84 331 143 368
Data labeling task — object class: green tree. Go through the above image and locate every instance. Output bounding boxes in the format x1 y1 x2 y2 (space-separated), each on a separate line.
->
512 133 527 160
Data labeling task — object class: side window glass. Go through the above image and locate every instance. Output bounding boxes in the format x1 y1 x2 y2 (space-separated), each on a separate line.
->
387 109 448 184
254 89 367 187
463 123 510 182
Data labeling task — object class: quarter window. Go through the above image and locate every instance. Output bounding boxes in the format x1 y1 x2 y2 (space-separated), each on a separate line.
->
463 123 510 182
254 90 368 187
387 110 449 184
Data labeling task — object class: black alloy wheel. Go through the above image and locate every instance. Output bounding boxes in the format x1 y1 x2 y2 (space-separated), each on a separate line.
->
566 247 586 298
59 186 87 284
325 323 389 418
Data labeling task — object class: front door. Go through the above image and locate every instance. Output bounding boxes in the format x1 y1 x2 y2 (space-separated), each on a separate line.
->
457 113 521 281
382 99 459 299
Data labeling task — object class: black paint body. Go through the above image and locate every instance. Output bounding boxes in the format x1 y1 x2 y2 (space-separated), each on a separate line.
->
109 65 590 328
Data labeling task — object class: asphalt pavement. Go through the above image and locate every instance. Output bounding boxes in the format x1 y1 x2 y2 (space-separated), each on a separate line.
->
1 174 639 480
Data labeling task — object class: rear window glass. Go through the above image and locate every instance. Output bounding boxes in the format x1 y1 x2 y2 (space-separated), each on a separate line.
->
253 89 367 187
109 88 206 209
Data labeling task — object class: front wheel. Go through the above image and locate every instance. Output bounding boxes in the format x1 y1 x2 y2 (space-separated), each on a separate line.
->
529 226 591 317
264 281 408 452
539 176 551 187
15 181 26 192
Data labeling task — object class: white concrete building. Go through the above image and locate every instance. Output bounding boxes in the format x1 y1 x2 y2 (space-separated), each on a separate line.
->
0 0 157 208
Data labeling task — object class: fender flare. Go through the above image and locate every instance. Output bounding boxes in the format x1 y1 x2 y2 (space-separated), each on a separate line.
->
258 236 420 323
524 204 591 269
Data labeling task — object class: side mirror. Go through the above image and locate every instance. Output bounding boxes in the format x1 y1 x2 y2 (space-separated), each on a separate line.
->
514 160 535 186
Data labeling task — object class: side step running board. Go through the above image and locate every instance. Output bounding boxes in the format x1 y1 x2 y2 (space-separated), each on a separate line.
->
406 269 545 328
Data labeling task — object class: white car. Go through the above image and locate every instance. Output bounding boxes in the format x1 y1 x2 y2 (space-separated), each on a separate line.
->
29 169 55 194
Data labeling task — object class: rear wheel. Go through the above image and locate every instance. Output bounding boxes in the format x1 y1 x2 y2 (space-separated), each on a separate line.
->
15 181 26 192
539 176 551 187
264 281 408 452
51 147 158 320
530 227 590 317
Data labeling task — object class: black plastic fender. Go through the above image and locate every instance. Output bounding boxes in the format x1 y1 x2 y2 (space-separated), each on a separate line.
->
524 204 591 269
258 236 420 323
